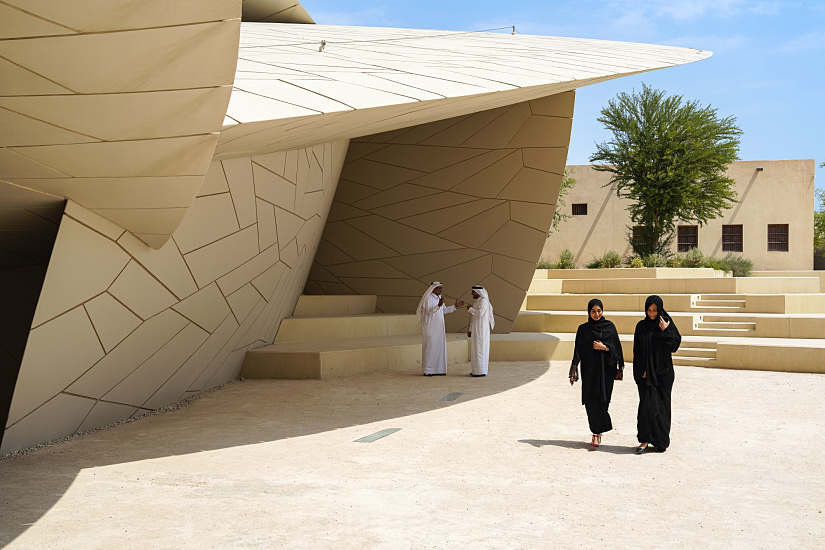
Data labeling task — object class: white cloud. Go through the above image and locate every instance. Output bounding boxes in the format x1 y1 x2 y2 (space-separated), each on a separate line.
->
781 31 825 52
606 0 746 21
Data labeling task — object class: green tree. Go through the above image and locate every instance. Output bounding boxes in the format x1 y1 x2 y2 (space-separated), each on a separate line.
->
547 168 577 235
816 161 825 254
590 84 742 256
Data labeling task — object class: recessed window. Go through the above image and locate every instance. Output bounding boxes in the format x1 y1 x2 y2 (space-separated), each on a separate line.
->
572 203 587 216
632 226 645 245
677 225 698 252
767 224 789 251
722 225 743 252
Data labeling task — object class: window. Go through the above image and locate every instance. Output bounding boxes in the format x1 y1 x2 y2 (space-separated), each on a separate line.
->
677 225 698 252
722 225 743 252
572 203 587 215
632 226 645 246
767 224 789 251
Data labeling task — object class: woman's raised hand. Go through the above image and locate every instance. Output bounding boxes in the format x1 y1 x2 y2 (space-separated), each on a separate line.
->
658 317 670 331
592 340 607 351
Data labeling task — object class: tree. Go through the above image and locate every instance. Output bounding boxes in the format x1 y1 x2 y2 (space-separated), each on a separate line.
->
590 84 743 256
816 161 825 255
547 168 577 235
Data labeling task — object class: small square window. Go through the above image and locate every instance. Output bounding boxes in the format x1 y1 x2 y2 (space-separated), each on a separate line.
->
572 203 587 216
767 224 789 251
677 225 698 252
722 225 743 252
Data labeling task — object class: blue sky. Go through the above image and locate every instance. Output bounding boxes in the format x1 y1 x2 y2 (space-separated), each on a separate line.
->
301 0 824 193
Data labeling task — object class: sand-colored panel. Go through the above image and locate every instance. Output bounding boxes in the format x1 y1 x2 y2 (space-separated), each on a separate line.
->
460 103 532 149
172 283 231 333
19 176 203 209
293 295 377 317
331 179 381 205
327 201 371 222
328 260 410 280
253 162 295 210
6 306 103 426
399 198 505 235
109 261 177 320
77 401 140 433
251 261 289 300
254 150 287 177
450 150 523 198
223 157 257 229
32 217 129 327
183 225 260 288
0 57 72 96
314 239 356 265
0 21 239 93
198 160 230 197
216 238 281 296
0 4 75 39
507 117 573 149
227 284 264 323
372 190 476 221
256 199 278 251
0 87 231 142
274 206 305 248
492 255 538 293
65 309 189 399
437 202 510 249
510 201 556 231
347 215 462 256
280 238 299 267
529 91 576 117
173 193 241 254
308 262 339 284
339 278 430 298
419 107 509 147
0 147 69 179
428 254 493 298
64 200 125 241
364 144 487 173
343 159 425 191
521 148 569 174
118 232 197 300
6 0 240 33
84 293 142 353
103 323 209 407
322 221 399 261
0 107 96 147
92 207 187 238
481 220 547 262
0 393 95 455
383 249 490 280
9 135 218 178
352 184 440 212
497 168 562 204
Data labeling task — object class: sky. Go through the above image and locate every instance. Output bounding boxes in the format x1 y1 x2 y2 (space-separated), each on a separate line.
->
301 0 824 194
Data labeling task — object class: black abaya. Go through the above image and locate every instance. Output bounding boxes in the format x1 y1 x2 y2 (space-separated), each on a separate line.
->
569 299 625 434
633 295 681 450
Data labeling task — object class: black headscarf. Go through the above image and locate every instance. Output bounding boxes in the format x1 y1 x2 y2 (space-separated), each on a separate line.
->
634 295 681 386
570 299 625 403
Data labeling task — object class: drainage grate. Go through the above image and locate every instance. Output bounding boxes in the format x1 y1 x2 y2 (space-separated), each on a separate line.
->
354 428 401 443
440 392 464 402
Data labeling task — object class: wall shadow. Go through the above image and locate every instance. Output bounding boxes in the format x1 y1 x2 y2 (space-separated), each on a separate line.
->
0 361 549 546
519 438 634 455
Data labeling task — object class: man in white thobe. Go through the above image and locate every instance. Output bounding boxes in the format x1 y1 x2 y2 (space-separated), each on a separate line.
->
466 285 494 377
416 282 463 376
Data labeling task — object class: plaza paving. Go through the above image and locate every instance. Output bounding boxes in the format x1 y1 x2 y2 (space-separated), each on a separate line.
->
1 361 823 549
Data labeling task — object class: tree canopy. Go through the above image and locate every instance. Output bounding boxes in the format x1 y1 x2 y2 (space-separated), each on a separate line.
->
589 84 743 256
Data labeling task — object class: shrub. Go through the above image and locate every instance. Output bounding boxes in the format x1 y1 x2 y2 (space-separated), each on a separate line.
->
667 256 683 268
600 250 623 269
557 249 577 269
681 247 705 268
643 253 668 267
628 257 644 269
536 257 555 269
585 257 601 269
722 253 754 277
702 257 730 273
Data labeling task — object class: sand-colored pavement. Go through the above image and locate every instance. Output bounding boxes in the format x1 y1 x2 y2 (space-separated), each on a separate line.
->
1 361 823 549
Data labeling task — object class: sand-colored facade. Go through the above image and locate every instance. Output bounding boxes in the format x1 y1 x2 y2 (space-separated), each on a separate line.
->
541 160 816 270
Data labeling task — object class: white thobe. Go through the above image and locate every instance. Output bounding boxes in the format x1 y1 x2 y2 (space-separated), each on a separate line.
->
468 297 491 375
420 294 455 375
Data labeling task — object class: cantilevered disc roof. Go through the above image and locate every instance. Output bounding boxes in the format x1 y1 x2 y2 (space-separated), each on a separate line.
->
216 23 710 159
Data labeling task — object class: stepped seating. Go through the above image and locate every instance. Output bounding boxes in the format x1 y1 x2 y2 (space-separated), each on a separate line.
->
242 295 468 379
517 268 825 373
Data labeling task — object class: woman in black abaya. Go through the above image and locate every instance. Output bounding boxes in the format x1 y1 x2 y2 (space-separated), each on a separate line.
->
633 295 681 454
569 299 625 448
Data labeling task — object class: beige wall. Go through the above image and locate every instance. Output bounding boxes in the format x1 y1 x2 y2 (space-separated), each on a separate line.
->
2 141 349 454
306 93 574 333
542 160 816 270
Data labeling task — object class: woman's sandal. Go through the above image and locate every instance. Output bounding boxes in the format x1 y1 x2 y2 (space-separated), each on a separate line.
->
635 443 648 454
591 434 601 448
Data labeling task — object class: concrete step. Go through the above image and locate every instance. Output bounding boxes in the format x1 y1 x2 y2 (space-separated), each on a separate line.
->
674 347 717 358
691 328 756 337
696 322 756 330
243 334 468 379
293 295 377 317
694 300 746 308
275 313 420 343
672 356 718 367
527 279 563 294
